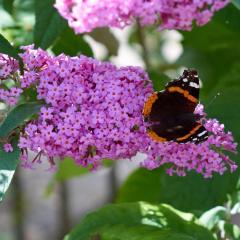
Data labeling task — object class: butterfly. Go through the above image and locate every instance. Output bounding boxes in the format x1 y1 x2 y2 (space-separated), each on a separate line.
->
143 69 208 144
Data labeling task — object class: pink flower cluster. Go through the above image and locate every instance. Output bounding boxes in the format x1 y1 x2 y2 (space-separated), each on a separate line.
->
1 45 237 177
18 45 153 170
141 113 237 178
0 54 22 106
54 0 229 33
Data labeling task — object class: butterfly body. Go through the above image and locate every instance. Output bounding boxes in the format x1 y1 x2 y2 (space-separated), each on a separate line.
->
143 69 208 144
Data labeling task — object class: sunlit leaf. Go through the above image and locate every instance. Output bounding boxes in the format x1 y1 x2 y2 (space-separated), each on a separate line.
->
0 139 20 201
199 206 227 230
65 202 214 240
224 222 240 239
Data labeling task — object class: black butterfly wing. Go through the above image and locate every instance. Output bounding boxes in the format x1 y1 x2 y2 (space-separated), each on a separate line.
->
166 69 200 103
143 69 208 143
143 69 200 121
146 91 204 143
149 119 208 143
165 69 200 118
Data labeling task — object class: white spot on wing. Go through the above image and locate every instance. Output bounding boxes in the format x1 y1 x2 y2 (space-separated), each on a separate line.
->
183 78 188 82
189 82 199 88
198 130 207 137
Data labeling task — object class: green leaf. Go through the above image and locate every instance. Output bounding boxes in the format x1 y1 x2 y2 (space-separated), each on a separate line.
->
52 27 93 57
148 70 171 91
90 225 196 240
34 0 67 49
0 34 18 59
223 222 240 239
2 0 15 14
15 0 34 13
0 102 43 138
206 62 240 143
88 28 119 56
0 139 20 201
55 157 90 182
231 202 240 214
199 206 227 230
116 167 239 215
231 0 240 9
44 159 113 198
65 202 215 240
175 6 240 211
55 158 113 182
0 34 23 72
179 4 240 97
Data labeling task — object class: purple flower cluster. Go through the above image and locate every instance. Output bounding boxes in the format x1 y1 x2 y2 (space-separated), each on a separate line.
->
141 107 237 178
18 45 153 170
0 54 22 106
1 46 237 177
54 0 229 33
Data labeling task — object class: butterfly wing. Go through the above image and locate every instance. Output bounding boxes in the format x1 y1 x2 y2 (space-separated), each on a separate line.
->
149 121 208 143
165 69 200 113
143 69 208 143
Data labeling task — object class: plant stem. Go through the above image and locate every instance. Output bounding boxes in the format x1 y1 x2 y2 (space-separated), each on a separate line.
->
136 21 151 72
57 181 71 239
109 163 118 202
12 168 25 240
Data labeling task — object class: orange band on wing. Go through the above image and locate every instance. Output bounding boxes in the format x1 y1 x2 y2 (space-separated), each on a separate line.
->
147 130 167 142
168 86 198 103
143 93 158 117
177 124 202 142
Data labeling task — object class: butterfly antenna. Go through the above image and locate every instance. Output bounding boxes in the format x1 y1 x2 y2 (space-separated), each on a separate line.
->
205 92 220 109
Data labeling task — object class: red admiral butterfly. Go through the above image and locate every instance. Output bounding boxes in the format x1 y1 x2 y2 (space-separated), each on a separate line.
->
143 69 208 144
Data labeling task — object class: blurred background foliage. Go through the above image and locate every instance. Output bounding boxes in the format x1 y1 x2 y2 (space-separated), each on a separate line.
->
0 0 240 240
